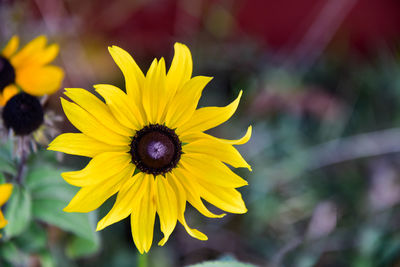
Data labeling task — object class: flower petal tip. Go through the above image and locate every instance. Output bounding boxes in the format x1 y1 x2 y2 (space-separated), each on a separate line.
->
62 206 73 212
157 237 168 246
200 235 208 241
96 222 105 232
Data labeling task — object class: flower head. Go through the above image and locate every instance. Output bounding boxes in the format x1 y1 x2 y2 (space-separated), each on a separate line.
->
49 43 252 253
0 183 13 238
0 35 64 106
0 36 64 138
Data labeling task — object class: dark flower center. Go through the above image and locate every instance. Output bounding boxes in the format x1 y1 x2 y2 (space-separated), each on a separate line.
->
0 56 16 92
130 124 182 175
2 93 44 135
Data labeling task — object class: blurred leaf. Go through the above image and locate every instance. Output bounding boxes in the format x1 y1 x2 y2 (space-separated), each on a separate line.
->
0 241 29 266
25 162 66 187
4 185 32 237
0 242 18 262
27 159 100 258
0 172 6 183
0 157 16 176
0 141 15 176
26 164 75 200
38 250 56 267
187 261 257 267
14 221 47 253
66 231 100 258
31 190 95 241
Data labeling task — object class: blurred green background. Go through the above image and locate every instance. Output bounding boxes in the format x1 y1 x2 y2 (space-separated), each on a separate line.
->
2 0 400 266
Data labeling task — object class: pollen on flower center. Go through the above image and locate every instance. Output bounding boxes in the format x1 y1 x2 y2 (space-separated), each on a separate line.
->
130 124 182 175
0 56 16 92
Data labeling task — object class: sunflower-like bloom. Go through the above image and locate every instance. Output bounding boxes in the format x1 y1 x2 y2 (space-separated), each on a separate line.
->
0 35 64 106
48 43 252 253
0 183 13 238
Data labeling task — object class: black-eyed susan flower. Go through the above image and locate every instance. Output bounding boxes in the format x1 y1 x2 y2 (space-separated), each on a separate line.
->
48 43 252 253
0 183 13 238
0 35 64 106
1 35 64 142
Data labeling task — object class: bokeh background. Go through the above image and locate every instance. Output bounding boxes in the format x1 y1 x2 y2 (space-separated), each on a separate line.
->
2 0 400 266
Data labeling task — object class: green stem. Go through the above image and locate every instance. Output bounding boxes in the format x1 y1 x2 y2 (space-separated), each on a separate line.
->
138 252 148 267
15 137 28 184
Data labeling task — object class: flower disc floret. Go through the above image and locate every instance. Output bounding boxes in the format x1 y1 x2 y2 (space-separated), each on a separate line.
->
2 92 44 135
130 124 182 175
0 56 15 92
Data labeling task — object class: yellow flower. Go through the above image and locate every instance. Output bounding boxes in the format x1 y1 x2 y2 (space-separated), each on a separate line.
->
0 35 64 106
0 183 13 238
48 43 252 253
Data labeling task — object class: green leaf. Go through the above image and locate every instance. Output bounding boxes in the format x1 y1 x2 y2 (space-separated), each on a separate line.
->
66 230 100 258
27 160 100 258
0 241 29 266
32 198 95 241
0 141 16 176
186 261 257 267
0 157 16 176
14 221 47 253
0 172 6 183
25 164 68 191
38 251 56 267
4 185 32 238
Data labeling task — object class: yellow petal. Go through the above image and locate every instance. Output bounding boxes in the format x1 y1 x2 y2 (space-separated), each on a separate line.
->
48 133 128 157
178 214 208 241
180 153 248 188
0 184 13 206
166 43 193 94
18 43 59 67
108 45 145 99
183 138 251 170
96 172 145 231
60 98 130 146
217 125 252 145
154 58 168 122
155 176 177 246
17 65 64 96
0 184 12 229
62 152 132 187
11 35 47 68
2 35 19 58
64 164 134 213
177 90 243 134
0 85 19 106
0 211 7 229
167 173 208 241
173 167 225 218
165 76 213 129
142 58 167 123
196 179 247 214
33 43 59 66
141 58 157 123
64 88 133 136
182 125 252 146
131 174 156 254
95 84 144 129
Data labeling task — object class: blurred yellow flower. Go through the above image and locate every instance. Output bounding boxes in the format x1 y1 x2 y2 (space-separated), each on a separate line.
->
0 183 13 238
0 35 64 106
48 43 251 253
